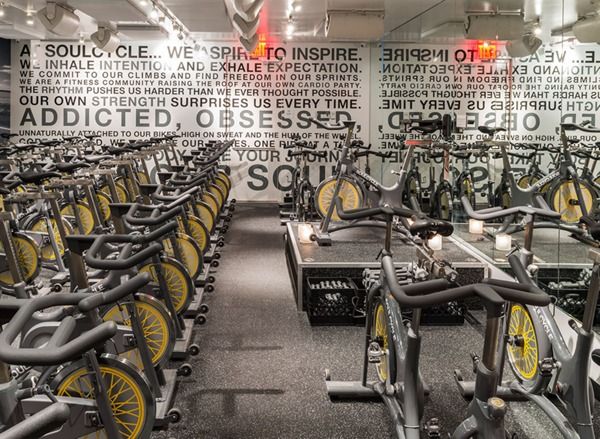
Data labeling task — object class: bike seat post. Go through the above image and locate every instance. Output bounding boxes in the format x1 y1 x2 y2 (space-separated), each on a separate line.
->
384 214 393 254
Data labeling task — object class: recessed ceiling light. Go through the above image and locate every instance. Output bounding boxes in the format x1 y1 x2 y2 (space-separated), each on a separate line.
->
140 0 148 5
149 7 158 19
0 2 5 18
533 25 542 36
26 11 34 25
294 2 301 12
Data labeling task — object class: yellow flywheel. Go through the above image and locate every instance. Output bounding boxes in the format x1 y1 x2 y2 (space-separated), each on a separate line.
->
56 361 149 439
0 233 40 286
507 304 539 381
102 300 172 367
551 180 594 223
373 303 389 382
162 233 202 279
61 202 95 235
28 217 73 263
139 259 191 315
315 178 362 221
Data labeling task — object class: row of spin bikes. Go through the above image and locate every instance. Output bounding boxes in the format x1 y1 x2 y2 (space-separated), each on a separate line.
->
284 117 600 438
282 116 600 244
0 132 235 438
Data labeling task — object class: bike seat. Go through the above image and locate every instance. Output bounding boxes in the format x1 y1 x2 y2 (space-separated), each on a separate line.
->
84 134 100 140
62 136 80 142
0 133 17 139
84 154 112 164
410 125 438 134
16 171 60 185
54 162 90 173
39 140 61 147
409 218 454 239
105 146 133 155
478 126 506 136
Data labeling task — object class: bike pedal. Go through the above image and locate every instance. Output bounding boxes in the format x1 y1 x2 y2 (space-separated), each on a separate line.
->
423 418 441 438
540 357 556 377
367 342 384 364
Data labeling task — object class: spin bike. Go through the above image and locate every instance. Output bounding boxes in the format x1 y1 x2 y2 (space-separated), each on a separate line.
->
475 126 596 242
460 194 598 439
309 118 417 245
324 198 551 438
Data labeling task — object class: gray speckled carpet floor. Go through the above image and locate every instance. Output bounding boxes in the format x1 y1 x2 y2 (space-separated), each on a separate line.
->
151 203 599 439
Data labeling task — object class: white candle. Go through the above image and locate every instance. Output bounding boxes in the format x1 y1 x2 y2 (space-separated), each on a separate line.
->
469 219 484 234
298 223 314 244
495 233 512 251
428 234 443 251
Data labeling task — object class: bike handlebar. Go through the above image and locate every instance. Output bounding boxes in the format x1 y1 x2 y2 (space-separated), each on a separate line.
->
308 117 352 131
78 273 151 312
334 197 416 220
333 198 453 237
461 195 560 221
561 122 600 133
0 295 119 365
124 203 183 226
382 255 550 310
0 402 71 438
85 235 163 270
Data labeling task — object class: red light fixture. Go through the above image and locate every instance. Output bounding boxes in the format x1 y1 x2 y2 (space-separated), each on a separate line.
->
477 40 498 61
250 35 267 58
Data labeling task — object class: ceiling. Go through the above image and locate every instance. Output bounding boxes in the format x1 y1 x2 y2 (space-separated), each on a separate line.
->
0 0 596 43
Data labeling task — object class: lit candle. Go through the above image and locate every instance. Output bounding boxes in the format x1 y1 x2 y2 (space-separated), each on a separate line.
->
469 219 484 234
298 223 314 244
428 234 443 251
495 233 512 251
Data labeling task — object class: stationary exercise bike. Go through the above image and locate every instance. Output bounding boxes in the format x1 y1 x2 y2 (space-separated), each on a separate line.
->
324 198 551 438
310 118 439 245
474 126 597 243
460 194 598 439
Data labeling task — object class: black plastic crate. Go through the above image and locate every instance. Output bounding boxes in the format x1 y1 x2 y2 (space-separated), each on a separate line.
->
400 302 465 326
307 277 365 325
361 270 465 326
539 275 600 325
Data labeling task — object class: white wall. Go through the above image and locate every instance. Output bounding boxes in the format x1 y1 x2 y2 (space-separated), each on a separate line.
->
11 40 600 201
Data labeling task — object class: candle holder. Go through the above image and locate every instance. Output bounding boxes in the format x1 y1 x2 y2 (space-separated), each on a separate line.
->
298 223 314 244
495 233 512 251
469 219 484 234
428 234 443 251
